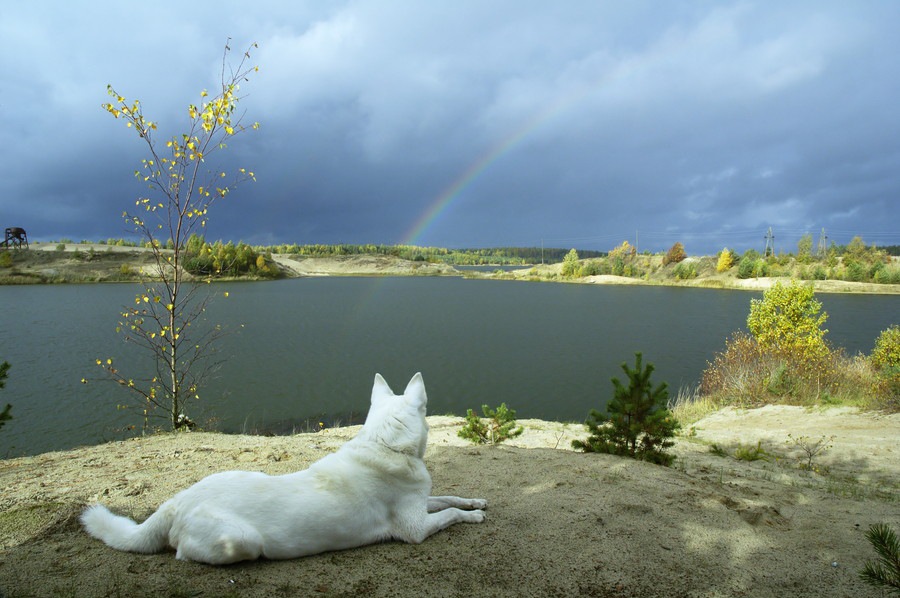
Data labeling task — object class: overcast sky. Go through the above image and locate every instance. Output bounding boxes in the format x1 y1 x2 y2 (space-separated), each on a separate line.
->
2 1 898 255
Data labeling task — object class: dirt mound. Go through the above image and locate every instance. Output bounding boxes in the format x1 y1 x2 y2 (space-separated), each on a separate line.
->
0 409 897 597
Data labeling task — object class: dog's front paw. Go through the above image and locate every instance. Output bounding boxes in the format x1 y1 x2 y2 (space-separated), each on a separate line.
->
467 509 486 523
470 498 488 510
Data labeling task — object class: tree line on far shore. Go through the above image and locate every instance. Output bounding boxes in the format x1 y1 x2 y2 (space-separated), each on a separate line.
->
35 233 899 283
558 236 900 285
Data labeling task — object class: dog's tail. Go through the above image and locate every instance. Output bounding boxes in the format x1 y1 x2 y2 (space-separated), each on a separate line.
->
80 502 173 554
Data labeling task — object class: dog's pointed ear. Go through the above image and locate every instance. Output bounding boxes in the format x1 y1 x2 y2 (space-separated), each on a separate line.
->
404 372 426 403
372 373 394 398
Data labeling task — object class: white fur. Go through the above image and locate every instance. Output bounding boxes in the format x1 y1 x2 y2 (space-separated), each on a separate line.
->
80 373 486 564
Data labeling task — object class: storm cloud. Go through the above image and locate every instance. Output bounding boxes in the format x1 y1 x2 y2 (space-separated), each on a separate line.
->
2 1 898 255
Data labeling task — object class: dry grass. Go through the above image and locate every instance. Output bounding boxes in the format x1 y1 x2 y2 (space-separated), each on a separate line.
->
669 323 899 430
694 328 900 412
668 385 722 427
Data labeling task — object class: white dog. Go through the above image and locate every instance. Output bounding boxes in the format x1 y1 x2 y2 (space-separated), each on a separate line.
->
81 373 486 564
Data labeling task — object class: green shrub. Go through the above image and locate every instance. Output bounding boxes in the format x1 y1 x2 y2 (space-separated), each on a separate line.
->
458 403 524 445
673 261 697 280
578 260 602 277
811 265 827 280
561 248 579 277
874 266 900 284
572 353 679 466
0 252 12 268
708 443 728 457
184 254 215 276
737 256 756 279
845 260 867 282
733 440 770 462
736 255 768 278
623 262 644 278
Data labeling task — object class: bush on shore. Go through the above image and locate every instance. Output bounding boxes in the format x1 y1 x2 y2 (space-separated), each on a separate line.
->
672 285 898 424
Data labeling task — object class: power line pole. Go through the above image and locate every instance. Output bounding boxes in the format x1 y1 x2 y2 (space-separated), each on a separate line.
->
817 228 828 258
764 227 775 257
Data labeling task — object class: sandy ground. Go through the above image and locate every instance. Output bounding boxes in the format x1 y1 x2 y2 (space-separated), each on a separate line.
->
270 254 457 277
0 407 897 598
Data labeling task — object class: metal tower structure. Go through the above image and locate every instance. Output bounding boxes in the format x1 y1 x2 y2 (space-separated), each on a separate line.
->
763 227 775 257
817 228 828 258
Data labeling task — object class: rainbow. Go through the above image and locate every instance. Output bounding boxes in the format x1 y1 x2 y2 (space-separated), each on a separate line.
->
402 77 607 246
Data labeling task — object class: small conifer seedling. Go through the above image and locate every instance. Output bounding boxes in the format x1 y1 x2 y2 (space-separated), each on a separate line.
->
859 523 900 592
458 403 524 445
573 353 679 466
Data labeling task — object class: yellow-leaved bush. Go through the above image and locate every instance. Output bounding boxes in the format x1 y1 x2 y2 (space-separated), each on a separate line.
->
747 281 830 362
871 324 900 409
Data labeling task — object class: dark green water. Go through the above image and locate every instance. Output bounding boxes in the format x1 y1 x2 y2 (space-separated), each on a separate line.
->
1 278 896 456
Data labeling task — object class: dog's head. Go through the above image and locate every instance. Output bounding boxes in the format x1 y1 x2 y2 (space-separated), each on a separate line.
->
358 373 429 457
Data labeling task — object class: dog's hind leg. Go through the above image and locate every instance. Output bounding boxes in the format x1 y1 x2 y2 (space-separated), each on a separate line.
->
427 496 487 512
173 516 265 565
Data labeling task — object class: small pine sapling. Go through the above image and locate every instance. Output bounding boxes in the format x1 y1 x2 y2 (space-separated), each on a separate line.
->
572 353 680 466
733 440 771 462
458 403 524 445
859 523 900 592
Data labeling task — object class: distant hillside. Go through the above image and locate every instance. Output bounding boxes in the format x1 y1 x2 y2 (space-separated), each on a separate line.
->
3 240 898 292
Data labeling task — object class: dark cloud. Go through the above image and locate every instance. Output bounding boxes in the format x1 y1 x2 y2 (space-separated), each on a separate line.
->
2 1 898 255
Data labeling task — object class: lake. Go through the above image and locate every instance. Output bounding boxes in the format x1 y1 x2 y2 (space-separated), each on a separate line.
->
1 277 897 456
